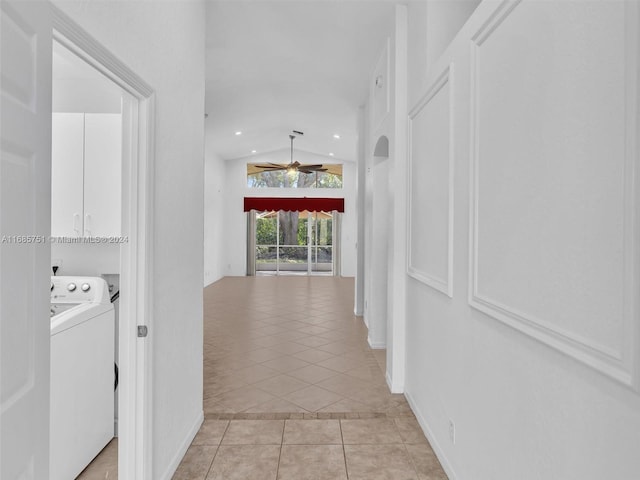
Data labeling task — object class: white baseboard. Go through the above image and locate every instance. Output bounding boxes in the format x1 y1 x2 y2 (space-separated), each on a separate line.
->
385 371 393 391
159 410 204 480
368 336 386 349
404 390 458 480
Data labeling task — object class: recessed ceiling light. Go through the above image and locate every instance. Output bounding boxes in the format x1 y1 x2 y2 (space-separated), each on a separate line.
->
329 153 335 156
251 150 257 154
235 131 242 136
333 134 340 139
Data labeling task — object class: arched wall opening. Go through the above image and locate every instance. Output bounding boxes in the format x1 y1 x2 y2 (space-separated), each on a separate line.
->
367 135 391 348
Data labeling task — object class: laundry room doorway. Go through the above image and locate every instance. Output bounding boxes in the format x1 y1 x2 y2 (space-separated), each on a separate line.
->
0 4 153 478
51 8 155 479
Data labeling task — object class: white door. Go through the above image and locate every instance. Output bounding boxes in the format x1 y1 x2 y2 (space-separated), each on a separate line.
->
1 1 52 479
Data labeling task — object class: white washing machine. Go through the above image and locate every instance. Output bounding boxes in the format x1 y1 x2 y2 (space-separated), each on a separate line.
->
50 276 115 480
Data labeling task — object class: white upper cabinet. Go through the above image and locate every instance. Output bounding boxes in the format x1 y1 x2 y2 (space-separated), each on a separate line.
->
51 113 84 237
51 112 122 237
84 113 122 237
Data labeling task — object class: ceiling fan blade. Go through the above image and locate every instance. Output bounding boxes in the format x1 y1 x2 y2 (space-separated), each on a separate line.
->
256 163 287 170
302 165 328 170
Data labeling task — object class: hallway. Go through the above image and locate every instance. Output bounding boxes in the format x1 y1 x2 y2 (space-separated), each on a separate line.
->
173 276 448 479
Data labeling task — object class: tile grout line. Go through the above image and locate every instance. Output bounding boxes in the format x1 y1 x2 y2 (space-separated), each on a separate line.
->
392 417 423 480
339 419 350 479
402 441 422 480
274 419 286 480
203 419 231 480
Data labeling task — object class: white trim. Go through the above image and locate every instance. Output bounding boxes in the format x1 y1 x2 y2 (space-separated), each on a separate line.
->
367 337 386 349
405 390 458 480
624 0 640 391
388 4 409 396
158 411 203 480
52 5 156 478
385 371 397 394
467 0 640 391
407 64 455 298
51 9 152 98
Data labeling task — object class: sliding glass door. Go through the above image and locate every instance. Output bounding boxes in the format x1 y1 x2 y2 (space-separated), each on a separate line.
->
254 210 336 275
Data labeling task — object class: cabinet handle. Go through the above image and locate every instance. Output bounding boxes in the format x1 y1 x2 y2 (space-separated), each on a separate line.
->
73 213 81 236
84 214 92 237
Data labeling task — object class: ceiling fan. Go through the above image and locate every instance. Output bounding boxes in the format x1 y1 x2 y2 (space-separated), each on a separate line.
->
255 132 328 174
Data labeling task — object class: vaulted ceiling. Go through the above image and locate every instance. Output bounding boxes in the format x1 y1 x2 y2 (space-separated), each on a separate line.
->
205 1 396 163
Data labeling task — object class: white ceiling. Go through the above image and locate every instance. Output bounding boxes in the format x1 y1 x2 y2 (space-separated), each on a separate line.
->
205 1 396 163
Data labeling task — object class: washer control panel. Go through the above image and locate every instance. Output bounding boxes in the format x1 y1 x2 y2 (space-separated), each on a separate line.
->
50 276 109 304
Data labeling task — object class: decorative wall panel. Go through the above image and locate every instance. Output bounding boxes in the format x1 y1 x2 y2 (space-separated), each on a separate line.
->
408 65 454 297
468 0 639 388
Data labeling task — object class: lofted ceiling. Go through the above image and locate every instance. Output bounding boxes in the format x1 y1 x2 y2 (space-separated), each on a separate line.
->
205 0 396 163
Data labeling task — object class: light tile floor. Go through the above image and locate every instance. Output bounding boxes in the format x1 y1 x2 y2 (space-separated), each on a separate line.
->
79 276 448 479
201 276 410 417
173 417 446 480
77 438 118 479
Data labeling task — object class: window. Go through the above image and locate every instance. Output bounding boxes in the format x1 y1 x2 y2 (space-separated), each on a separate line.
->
247 164 343 188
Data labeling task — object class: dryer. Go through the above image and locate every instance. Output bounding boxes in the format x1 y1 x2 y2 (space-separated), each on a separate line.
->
50 276 114 480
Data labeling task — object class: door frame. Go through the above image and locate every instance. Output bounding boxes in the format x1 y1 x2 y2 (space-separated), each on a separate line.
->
252 210 338 276
52 6 155 479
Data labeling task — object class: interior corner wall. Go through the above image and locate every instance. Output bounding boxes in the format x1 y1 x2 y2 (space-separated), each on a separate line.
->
364 32 395 349
404 1 640 479
354 105 367 315
223 158 249 276
424 0 481 71
363 4 407 361
51 2 206 479
204 143 226 286
339 161 357 277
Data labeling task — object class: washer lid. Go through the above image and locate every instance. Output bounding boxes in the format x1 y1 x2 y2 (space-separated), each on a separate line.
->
50 303 113 336
50 303 80 318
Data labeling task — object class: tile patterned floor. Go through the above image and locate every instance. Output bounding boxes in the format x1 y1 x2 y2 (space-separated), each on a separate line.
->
78 276 448 479
201 276 411 418
173 417 447 480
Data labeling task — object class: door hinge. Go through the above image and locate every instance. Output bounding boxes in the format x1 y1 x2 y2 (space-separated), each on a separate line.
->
137 325 148 338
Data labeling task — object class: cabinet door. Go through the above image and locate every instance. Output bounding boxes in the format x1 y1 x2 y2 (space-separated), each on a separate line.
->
51 113 85 237
84 113 122 237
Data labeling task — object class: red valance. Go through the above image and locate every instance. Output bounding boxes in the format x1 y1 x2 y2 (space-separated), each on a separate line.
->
244 197 344 213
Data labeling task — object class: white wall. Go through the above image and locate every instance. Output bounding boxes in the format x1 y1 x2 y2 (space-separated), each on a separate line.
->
52 2 206 479
204 144 226 286
399 1 640 479
361 6 407 391
51 243 119 277
53 78 121 113
424 0 481 73
223 149 357 277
